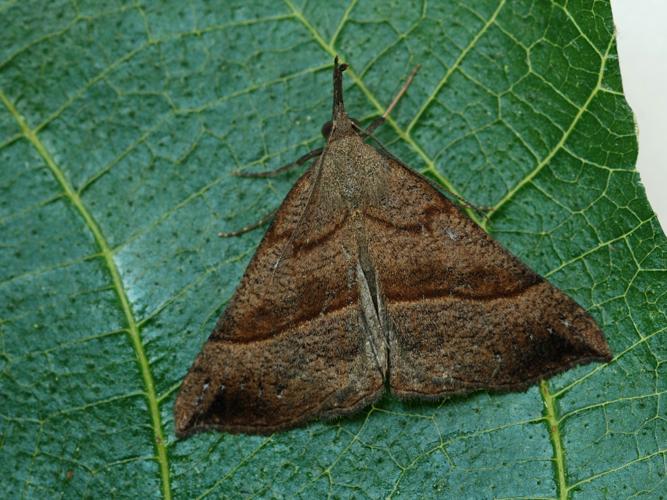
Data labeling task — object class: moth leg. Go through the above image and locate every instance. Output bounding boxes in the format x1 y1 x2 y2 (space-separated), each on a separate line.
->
233 147 323 178
218 209 276 238
366 64 420 134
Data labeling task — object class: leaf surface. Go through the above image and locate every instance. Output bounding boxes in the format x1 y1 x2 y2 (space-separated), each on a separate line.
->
1 0 665 498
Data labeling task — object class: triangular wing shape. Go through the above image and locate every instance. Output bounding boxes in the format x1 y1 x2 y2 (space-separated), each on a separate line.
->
175 164 385 436
363 157 611 398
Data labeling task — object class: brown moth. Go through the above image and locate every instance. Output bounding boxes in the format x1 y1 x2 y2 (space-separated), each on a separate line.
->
174 58 611 437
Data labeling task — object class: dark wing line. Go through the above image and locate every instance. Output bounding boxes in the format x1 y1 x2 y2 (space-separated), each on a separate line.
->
364 206 444 233
208 303 360 345
291 211 349 253
385 279 542 303
211 279 544 348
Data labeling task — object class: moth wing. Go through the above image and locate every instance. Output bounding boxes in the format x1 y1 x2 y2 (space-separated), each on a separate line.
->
175 164 384 436
364 158 611 398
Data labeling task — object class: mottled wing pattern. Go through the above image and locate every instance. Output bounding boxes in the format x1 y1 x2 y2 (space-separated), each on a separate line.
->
364 158 611 398
175 164 384 436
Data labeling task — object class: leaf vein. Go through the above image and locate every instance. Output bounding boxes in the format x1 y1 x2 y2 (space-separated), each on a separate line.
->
0 90 172 500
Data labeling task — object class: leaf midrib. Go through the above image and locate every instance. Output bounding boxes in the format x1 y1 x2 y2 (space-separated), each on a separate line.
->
0 90 172 500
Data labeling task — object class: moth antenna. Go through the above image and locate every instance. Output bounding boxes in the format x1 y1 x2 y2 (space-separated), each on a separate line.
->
332 56 348 118
382 64 420 121
366 64 420 135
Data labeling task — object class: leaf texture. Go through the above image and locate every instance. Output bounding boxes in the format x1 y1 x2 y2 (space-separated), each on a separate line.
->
1 0 665 498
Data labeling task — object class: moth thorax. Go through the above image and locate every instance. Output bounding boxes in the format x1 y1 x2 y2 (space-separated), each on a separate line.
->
325 138 387 209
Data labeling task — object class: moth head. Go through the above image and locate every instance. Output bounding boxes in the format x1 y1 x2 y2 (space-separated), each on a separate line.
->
321 117 361 140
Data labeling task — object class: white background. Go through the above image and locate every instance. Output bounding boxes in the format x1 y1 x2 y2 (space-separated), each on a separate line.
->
611 0 667 230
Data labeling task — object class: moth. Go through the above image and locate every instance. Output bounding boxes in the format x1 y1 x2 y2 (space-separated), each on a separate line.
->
174 58 611 437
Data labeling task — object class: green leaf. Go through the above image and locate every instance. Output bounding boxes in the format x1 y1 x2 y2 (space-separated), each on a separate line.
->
1 0 665 498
